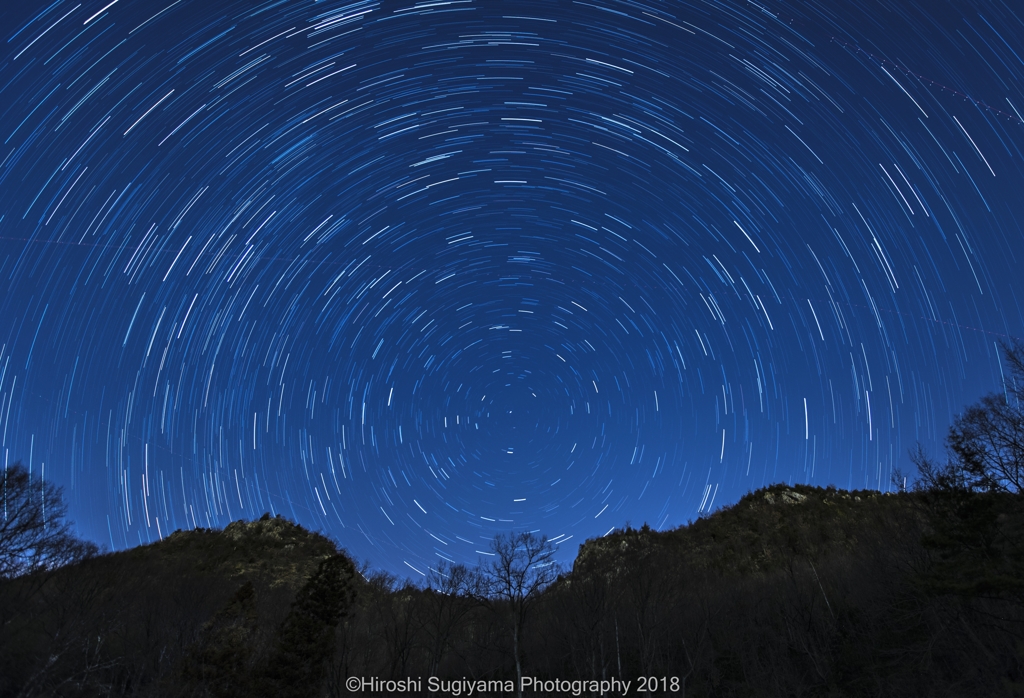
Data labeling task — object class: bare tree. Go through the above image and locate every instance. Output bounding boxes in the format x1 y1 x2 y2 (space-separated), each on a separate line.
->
363 570 420 679
480 532 559 697
422 560 480 678
0 461 96 579
0 462 98 694
913 340 1024 493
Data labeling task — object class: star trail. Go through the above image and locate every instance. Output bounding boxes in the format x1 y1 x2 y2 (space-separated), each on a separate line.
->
2 0 1024 575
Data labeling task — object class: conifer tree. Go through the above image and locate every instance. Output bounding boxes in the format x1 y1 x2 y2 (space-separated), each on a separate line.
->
261 554 357 698
180 581 258 698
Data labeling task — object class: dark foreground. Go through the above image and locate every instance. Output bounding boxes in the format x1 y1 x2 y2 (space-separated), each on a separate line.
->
3 482 1024 697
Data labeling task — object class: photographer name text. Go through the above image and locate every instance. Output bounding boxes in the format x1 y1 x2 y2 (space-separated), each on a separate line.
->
346 675 682 695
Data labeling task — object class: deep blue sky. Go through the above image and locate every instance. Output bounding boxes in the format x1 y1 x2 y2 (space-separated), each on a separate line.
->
2 0 1023 576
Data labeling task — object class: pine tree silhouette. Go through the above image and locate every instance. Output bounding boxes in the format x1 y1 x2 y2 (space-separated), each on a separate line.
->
260 554 357 698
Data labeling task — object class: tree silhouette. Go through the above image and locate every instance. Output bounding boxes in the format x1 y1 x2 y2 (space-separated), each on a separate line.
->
913 340 1024 494
0 461 96 579
480 532 559 697
911 340 1024 618
261 553 357 698
422 560 480 677
180 581 259 698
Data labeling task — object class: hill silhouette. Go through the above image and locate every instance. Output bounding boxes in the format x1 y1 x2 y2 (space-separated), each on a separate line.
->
3 483 1023 696
0 513 358 697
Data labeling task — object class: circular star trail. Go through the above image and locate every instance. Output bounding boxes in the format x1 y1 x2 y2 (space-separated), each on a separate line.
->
2 0 1024 574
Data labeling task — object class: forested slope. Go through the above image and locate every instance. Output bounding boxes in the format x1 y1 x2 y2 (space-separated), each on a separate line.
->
3 483 1023 696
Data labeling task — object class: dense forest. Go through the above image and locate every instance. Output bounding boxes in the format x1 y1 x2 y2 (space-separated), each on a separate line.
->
4 347 1024 696
3 478 1024 696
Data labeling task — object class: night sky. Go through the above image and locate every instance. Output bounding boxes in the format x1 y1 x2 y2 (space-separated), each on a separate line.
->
2 0 1024 576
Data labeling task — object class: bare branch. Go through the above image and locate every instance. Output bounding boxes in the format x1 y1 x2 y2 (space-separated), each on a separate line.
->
0 462 96 579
